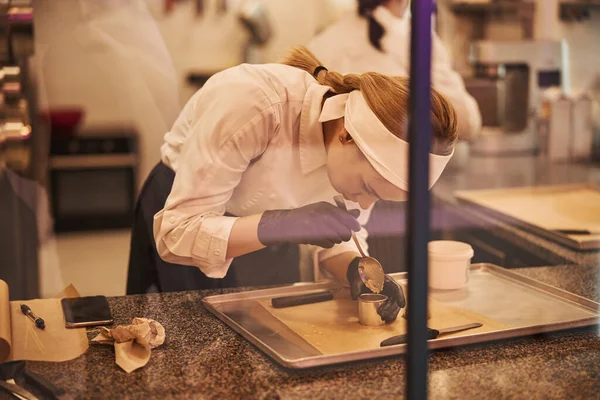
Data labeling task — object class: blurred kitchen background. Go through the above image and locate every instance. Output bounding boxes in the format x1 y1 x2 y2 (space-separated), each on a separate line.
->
1 0 599 300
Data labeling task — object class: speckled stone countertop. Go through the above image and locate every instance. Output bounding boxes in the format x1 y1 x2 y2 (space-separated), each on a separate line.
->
1 155 599 400
0 261 596 400
433 155 600 267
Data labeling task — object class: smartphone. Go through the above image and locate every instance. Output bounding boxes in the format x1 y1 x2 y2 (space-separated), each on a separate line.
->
61 296 114 328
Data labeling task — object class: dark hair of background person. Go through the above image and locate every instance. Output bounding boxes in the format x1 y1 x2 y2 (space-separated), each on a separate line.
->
357 0 388 51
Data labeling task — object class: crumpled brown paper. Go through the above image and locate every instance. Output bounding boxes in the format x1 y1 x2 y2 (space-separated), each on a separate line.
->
92 318 165 373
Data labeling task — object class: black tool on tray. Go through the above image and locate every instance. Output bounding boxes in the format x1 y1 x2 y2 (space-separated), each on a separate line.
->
271 291 335 308
380 322 483 347
553 229 600 236
0 360 68 400
0 360 38 400
23 369 67 400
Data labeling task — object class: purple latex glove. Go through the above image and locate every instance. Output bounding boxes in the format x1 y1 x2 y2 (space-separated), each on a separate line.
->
347 257 406 323
258 202 361 248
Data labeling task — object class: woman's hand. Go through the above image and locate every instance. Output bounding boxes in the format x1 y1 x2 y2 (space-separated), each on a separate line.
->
347 257 406 323
257 202 361 248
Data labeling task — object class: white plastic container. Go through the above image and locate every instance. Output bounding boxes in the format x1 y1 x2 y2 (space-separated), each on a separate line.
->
428 241 474 290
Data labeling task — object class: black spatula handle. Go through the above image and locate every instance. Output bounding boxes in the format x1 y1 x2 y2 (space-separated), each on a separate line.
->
23 369 66 399
271 291 334 308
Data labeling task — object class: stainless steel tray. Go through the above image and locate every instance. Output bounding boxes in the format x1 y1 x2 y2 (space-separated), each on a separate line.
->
202 264 599 369
454 184 600 250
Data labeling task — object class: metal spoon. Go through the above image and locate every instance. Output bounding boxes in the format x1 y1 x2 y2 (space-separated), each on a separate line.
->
333 196 385 293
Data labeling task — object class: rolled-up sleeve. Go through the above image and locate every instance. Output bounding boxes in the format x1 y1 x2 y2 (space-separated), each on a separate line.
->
153 74 278 278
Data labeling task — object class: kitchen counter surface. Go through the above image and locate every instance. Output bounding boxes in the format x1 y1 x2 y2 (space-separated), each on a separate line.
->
4 262 598 400
2 155 599 399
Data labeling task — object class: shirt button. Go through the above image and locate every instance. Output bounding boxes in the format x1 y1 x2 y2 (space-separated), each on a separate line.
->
213 249 221 256
169 217 177 224
269 194 276 200
171 236 178 242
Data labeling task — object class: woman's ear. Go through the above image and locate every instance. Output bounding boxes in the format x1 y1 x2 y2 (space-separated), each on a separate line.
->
339 129 355 145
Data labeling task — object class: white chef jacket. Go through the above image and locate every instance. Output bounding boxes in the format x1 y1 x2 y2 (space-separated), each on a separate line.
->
308 6 482 141
154 63 371 278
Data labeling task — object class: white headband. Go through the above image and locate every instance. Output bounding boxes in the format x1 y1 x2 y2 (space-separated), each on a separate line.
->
318 91 453 191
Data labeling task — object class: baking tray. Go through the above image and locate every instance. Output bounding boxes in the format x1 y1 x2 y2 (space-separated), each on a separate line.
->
454 184 600 250
202 264 599 369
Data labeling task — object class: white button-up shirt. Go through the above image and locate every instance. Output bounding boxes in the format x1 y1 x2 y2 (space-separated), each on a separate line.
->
154 63 370 278
308 7 482 141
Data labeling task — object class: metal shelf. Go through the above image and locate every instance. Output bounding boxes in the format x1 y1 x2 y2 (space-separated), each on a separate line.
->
559 0 600 4
449 1 535 38
559 0 600 21
450 1 535 18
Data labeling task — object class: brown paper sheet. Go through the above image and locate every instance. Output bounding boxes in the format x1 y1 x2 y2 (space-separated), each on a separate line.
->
113 341 151 374
55 284 81 299
91 318 165 373
258 289 508 355
0 280 11 362
0 279 89 363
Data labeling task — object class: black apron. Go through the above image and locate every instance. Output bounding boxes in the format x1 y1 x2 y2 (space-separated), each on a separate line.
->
126 162 299 294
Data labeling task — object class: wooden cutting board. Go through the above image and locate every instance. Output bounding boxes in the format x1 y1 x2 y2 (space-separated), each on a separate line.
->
258 289 507 355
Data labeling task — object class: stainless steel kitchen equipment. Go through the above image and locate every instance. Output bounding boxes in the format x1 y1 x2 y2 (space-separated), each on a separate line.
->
0 1 42 301
570 92 594 161
467 40 568 155
202 263 599 369
49 129 138 232
541 87 572 162
0 1 39 181
358 293 387 327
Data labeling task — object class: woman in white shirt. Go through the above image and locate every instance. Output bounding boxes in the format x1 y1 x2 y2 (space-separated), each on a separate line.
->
127 47 457 323
308 0 481 141
308 0 481 274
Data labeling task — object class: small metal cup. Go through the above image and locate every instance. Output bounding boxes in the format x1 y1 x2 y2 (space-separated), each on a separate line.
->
358 293 388 326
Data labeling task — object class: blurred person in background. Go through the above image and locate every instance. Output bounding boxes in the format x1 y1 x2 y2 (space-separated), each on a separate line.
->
308 0 481 142
308 0 481 273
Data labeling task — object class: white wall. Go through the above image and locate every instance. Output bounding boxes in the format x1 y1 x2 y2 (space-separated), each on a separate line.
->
555 10 600 93
532 0 600 92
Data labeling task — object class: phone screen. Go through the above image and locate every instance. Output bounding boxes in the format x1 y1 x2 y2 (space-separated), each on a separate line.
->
61 296 113 328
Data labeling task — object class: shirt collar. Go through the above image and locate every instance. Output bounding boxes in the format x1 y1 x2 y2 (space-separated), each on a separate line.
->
372 5 410 30
299 82 331 175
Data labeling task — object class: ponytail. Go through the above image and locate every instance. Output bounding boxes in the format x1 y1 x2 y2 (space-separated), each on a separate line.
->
280 46 361 94
280 46 458 157
358 0 387 51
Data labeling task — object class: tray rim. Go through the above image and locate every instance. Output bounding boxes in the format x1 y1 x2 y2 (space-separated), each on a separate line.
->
453 183 600 251
202 263 600 369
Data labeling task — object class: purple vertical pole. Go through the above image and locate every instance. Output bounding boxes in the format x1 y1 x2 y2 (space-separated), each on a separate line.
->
406 0 433 399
